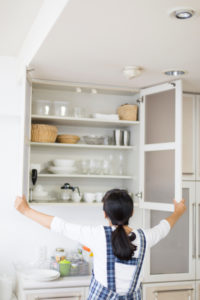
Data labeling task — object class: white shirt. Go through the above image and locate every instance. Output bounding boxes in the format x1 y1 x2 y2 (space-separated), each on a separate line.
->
51 217 170 295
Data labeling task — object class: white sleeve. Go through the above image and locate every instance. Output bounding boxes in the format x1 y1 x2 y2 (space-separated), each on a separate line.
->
50 217 100 249
143 219 171 248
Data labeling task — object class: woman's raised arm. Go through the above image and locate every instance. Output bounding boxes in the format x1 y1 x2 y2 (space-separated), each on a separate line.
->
15 195 54 229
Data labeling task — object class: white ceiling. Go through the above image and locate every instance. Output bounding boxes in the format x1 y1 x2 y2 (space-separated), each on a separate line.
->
30 0 200 92
0 0 44 56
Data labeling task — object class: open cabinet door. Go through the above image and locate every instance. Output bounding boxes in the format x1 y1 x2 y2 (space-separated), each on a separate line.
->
18 69 32 198
139 80 182 212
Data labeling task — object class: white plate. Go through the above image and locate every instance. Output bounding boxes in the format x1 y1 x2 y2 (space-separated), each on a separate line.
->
24 269 60 281
48 166 77 174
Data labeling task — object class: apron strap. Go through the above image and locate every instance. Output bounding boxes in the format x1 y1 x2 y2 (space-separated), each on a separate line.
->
128 229 146 295
104 226 116 292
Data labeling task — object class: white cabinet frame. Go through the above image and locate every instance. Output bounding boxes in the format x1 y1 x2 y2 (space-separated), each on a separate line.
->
139 80 182 212
20 71 32 197
182 94 196 181
196 182 200 280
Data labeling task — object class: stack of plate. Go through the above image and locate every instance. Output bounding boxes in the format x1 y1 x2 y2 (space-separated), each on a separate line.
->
92 113 119 121
24 269 60 281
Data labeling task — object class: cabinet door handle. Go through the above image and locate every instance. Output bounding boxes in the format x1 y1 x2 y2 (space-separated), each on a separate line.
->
192 203 196 258
153 288 194 294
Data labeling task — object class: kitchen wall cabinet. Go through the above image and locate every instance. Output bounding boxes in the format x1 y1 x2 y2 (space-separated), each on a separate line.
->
143 281 195 300
21 75 182 213
182 94 196 181
143 181 195 282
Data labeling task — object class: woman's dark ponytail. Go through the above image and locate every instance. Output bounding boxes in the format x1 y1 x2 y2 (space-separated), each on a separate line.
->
111 224 137 260
103 189 137 261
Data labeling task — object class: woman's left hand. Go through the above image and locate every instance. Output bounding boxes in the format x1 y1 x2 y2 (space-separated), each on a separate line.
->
15 195 30 215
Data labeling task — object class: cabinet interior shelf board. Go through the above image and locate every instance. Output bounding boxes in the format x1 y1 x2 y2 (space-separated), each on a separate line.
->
31 115 139 128
32 78 139 95
38 174 134 179
29 201 139 207
30 142 135 150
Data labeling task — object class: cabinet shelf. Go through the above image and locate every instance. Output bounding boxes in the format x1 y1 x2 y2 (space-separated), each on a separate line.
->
30 142 136 150
31 115 139 128
38 174 134 179
29 201 139 207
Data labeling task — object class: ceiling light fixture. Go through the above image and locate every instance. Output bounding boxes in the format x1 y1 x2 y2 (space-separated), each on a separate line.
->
175 9 194 19
123 66 142 80
169 8 196 20
164 70 186 76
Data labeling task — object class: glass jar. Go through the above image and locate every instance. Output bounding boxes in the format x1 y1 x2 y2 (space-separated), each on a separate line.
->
33 99 52 115
50 256 59 271
55 248 66 262
60 189 72 201
53 101 69 117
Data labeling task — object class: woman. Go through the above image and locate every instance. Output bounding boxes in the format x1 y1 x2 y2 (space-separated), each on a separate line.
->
15 189 186 300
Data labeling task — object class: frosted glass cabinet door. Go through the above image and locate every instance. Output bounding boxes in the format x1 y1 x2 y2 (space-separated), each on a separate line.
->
143 182 195 282
182 94 196 180
139 81 182 212
143 282 195 300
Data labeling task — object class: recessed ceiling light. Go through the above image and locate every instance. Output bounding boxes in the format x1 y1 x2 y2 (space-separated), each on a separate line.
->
169 8 196 20
164 70 186 76
175 9 194 19
123 66 142 80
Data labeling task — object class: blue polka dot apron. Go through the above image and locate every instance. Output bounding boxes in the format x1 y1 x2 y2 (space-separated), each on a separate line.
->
87 226 146 300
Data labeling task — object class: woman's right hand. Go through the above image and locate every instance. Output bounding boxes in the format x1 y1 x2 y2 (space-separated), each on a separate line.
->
174 199 186 217
166 199 186 228
15 195 30 215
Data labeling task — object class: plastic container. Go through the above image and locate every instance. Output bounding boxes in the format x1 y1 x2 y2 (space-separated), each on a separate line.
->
33 99 52 116
59 260 71 276
53 101 69 117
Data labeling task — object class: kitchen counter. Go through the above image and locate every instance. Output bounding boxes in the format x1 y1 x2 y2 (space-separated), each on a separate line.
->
17 273 91 290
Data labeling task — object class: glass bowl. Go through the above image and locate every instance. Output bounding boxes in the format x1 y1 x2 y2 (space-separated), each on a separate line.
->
83 135 105 145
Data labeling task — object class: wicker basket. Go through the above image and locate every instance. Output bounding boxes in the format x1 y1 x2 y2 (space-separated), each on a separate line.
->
57 134 80 144
31 124 58 143
117 104 138 121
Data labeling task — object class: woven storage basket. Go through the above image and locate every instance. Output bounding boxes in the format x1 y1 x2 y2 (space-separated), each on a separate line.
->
117 104 138 121
31 124 58 143
57 134 80 144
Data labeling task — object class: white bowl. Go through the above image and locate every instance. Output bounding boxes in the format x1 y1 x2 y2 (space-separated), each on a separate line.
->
53 159 75 167
84 193 96 203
